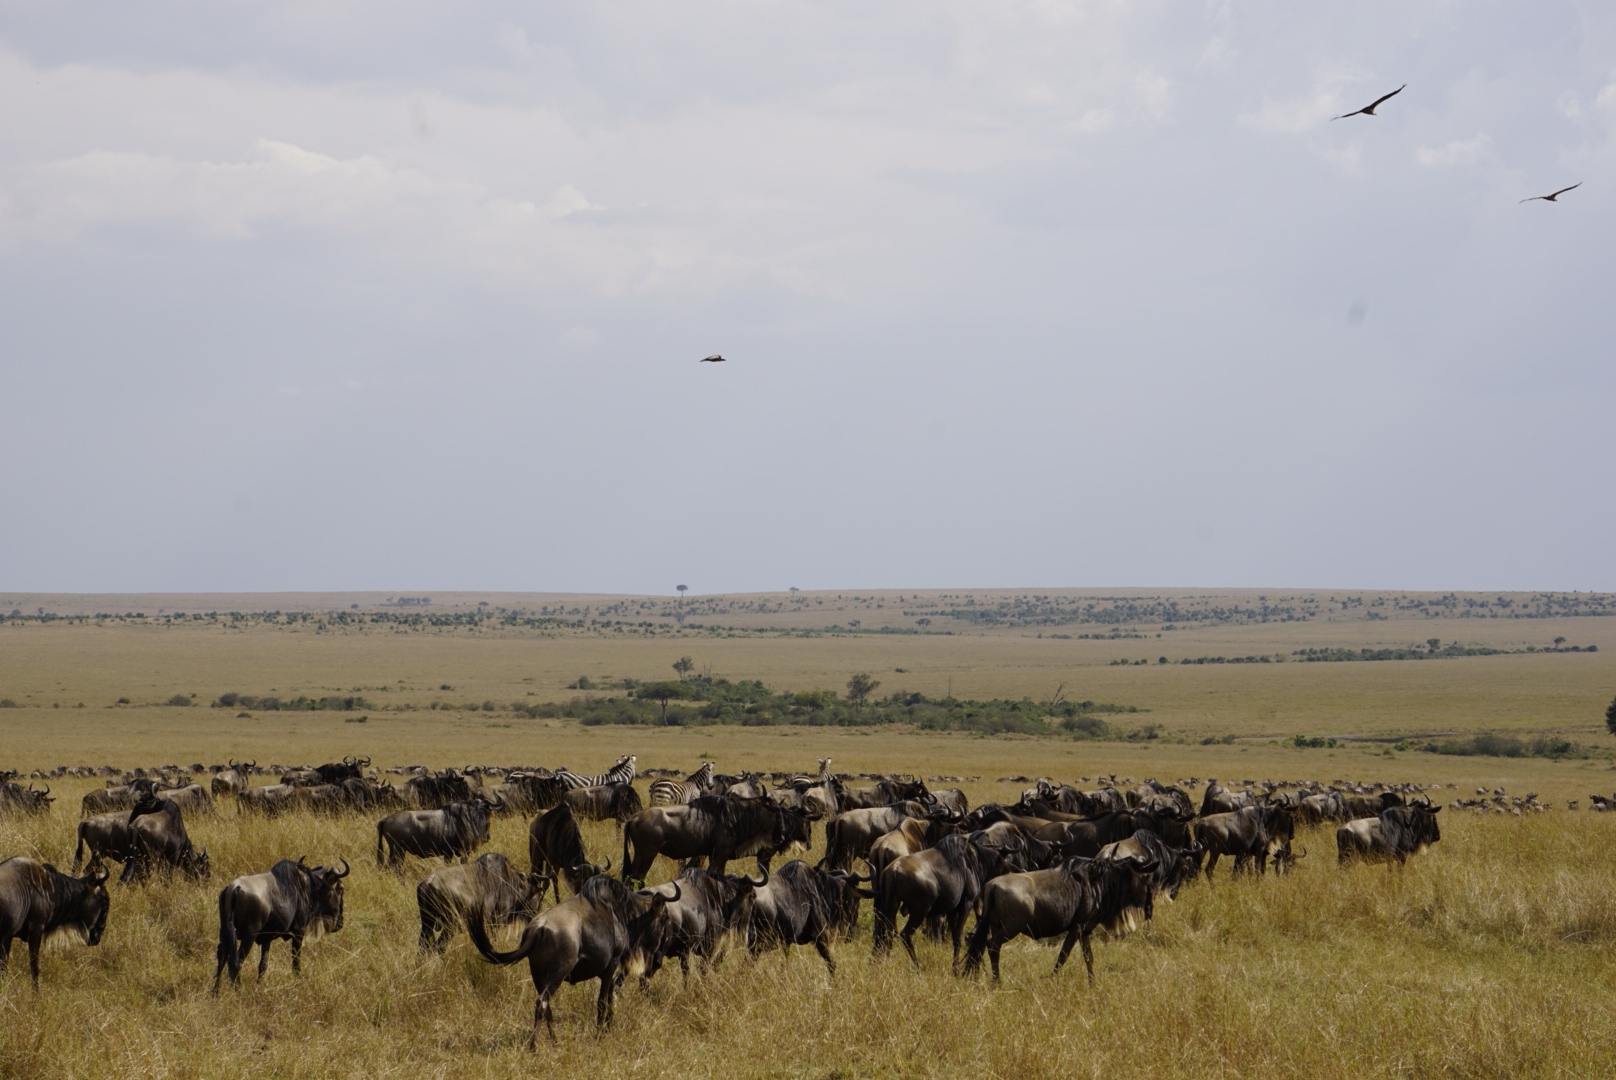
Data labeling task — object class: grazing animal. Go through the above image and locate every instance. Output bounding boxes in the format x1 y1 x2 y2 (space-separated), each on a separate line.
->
1096 829 1203 924
873 832 1016 971
1194 806 1296 878
1333 84 1406 120
528 803 610 903
417 853 549 951
621 795 810 882
80 778 160 817
123 794 210 882
1337 803 1441 865
961 854 1158 983
0 858 109 987
819 802 946 871
637 866 767 984
649 761 717 807
213 857 349 989
466 875 678 1046
0 782 53 818
375 800 492 872
562 782 643 825
236 783 297 817
747 860 872 973
212 760 256 796
74 811 137 871
555 755 636 792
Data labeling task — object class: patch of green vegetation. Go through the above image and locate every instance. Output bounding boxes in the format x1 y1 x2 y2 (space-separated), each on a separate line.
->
1418 734 1585 759
212 691 370 711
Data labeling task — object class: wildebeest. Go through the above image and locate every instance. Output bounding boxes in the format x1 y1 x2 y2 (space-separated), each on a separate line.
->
1096 829 1203 921
1298 789 1349 825
0 858 109 987
1194 805 1296 878
638 865 766 984
211 759 255 797
528 803 610 903
873 832 1017 970
718 772 769 800
930 787 970 816
156 783 215 818
484 772 566 817
0 782 53 818
123 794 210 882
1337 803 1441 865
417 853 549 951
236 783 297 817
1345 791 1404 819
74 811 137 872
839 776 931 811
1200 781 1262 817
867 815 960 874
402 769 474 809
961 853 1159 983
376 800 492 871
563 782 643 825
621 795 810 882
212 857 349 989
819 801 946 871
1042 808 1191 859
80 778 160 817
747 860 872 973
467 874 677 1046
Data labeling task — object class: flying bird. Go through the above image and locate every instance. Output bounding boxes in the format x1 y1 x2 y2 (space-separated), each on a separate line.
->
1520 183 1581 204
1332 84 1406 120
699 354 726 363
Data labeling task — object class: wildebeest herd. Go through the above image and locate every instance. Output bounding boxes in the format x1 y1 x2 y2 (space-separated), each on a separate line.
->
0 754 1469 1046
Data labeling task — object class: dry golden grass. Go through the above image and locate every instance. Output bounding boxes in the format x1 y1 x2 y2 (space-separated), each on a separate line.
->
2 593 1615 1076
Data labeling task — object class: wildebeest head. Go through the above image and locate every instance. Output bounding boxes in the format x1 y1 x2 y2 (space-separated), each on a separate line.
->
822 867 875 933
64 865 111 946
300 856 350 934
447 799 494 846
773 803 813 853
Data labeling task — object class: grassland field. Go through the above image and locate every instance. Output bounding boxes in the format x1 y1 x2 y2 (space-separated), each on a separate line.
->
1 589 1615 1078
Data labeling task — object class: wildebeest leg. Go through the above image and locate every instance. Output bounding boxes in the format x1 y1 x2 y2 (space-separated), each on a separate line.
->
1078 930 1096 984
898 913 923 968
596 969 617 1027
0 938 10 975
948 909 969 974
813 936 836 975
1052 925 1081 977
26 932 42 989
290 934 304 974
257 939 273 980
987 933 1003 982
1204 852 1220 880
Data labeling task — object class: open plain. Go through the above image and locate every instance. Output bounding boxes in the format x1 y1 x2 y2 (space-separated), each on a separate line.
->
2 588 1615 1078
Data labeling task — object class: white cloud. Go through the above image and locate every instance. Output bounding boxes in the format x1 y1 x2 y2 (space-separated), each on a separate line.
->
1240 73 1368 133
1415 133 1492 167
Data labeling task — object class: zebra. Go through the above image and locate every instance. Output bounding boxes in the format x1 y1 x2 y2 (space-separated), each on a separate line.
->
783 758 833 789
648 761 716 807
555 755 637 791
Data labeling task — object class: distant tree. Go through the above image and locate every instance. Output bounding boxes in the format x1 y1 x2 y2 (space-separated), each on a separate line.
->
846 673 880 707
1426 638 1441 651
676 585 689 604
1606 695 1616 738
635 681 694 724
1554 636 1567 648
672 656 695 679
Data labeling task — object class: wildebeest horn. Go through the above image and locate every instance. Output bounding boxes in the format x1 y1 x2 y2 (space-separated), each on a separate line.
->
334 858 351 878
745 869 768 887
1292 846 1308 860
601 857 613 873
88 866 110 885
296 855 308 866
653 882 681 906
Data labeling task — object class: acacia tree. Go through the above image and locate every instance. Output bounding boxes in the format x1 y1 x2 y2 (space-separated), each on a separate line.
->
846 673 880 708
1606 694 1616 738
672 656 695 679
635 681 693 725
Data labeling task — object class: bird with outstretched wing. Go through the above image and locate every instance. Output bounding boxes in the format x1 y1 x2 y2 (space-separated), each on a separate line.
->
1520 183 1581 204
699 354 726 363
1333 84 1406 120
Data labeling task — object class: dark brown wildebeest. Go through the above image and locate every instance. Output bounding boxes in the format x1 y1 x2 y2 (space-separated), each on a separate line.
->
1199 781 1262 817
1096 829 1203 925
528 803 610 903
621 795 810 882
156 783 215 818
211 759 255 797
123 794 210 882
718 772 769 800
960 853 1159 983
80 778 160 817
746 859 872 973
417 853 549 951
212 857 349 989
931 787 970 816
866 815 961 874
839 777 931 811
0 782 53 818
0 858 109 987
771 773 839 818
873 831 1032 970
563 782 643 826
1337 802 1441 865
819 801 946 871
236 783 297 817
402 769 474 809
1345 791 1404 819
1298 790 1349 825
484 773 566 817
1194 805 1296 878
376 800 492 872
467 875 677 1046
74 811 136 871
637 865 767 985
1046 808 1191 859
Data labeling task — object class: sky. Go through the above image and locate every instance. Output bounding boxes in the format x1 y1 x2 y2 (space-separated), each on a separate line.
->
1 1 1612 595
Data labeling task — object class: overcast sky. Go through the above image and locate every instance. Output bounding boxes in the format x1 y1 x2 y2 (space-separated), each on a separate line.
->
1 2 1612 595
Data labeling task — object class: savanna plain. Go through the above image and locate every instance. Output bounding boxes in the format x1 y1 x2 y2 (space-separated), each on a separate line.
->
2 587 1615 1079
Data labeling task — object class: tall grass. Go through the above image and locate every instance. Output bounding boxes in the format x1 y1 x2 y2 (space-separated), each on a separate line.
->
3 781 1616 1078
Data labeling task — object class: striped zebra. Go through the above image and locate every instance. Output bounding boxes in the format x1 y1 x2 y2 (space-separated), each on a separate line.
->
556 754 637 791
783 758 833 789
649 761 716 807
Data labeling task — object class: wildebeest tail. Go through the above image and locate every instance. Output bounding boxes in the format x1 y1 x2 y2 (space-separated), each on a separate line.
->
375 820 386 866
960 904 992 975
214 883 239 988
620 827 633 882
73 823 86 870
466 911 535 966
